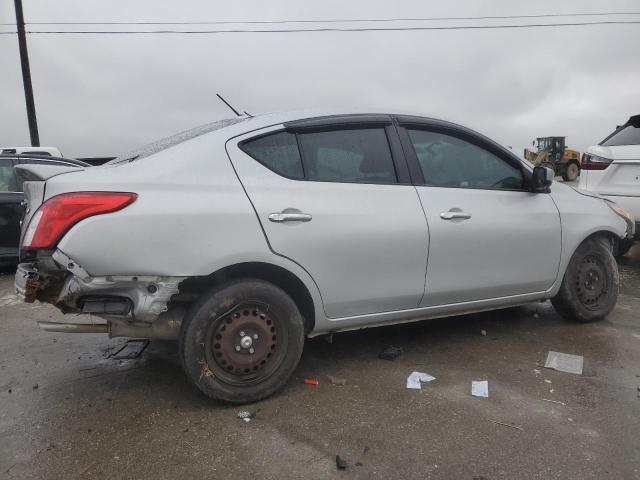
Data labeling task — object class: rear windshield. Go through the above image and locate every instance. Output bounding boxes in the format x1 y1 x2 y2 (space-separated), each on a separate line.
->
601 117 640 146
107 117 246 165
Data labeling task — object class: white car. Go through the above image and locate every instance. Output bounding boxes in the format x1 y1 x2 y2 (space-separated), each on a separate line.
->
580 115 640 254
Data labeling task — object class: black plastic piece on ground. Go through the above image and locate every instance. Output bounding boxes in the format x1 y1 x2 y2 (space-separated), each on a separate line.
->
336 455 347 470
378 345 403 361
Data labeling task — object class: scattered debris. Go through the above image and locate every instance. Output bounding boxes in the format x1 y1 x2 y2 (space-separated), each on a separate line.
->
480 329 487 336
363 446 370 455
533 312 540 319
544 379 552 384
471 380 489 398
304 378 319 386
356 461 363 467
7 388 11 394
567 418 574 422
406 371 436 389
533 369 541 375
544 351 583 375
110 339 150 360
378 345 402 360
490 420 523 431
336 455 348 470
543 398 566 406
32 384 39 390
237 411 256 422
327 375 347 386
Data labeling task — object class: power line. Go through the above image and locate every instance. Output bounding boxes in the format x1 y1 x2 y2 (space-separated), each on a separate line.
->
2 11 640 27
17 20 640 34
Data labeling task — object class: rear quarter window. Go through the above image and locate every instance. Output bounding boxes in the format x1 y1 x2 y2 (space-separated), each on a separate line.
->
240 132 304 179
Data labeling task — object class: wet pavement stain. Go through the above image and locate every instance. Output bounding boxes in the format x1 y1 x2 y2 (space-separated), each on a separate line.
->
0 252 639 479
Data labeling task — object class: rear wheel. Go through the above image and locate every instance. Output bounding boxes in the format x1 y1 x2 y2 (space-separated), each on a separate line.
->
179 279 305 403
562 162 580 182
551 237 619 322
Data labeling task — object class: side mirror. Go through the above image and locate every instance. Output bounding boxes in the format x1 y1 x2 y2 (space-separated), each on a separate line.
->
532 166 554 192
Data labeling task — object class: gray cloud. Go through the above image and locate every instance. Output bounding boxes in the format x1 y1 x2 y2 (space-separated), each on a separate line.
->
1 0 639 157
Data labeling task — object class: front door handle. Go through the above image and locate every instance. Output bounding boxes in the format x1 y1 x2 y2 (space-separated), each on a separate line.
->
440 210 472 220
268 212 312 223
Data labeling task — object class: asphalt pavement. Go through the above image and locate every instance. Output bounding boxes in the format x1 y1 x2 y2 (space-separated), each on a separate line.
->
1 246 639 479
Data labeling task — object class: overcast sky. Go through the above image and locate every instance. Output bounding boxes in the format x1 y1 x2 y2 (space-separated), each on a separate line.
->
1 0 639 158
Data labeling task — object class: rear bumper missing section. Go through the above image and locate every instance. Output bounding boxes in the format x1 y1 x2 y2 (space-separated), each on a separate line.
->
15 262 39 302
15 250 187 339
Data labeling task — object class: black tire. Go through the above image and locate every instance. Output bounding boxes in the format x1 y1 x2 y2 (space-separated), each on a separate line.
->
179 279 305 403
551 237 619 323
616 238 635 257
562 162 580 182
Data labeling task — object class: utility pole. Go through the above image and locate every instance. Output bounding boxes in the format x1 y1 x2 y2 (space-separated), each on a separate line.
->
14 0 39 146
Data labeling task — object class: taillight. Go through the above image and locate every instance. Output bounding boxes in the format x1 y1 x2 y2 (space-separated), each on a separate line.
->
581 153 613 170
22 192 137 249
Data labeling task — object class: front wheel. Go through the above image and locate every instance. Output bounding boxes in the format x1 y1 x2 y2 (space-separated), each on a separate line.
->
551 237 619 322
562 162 580 182
179 279 305 403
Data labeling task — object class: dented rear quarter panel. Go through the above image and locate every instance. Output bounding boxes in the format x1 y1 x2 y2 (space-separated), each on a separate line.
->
42 125 327 329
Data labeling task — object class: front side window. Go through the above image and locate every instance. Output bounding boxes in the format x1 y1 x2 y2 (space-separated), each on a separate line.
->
0 159 18 192
407 129 523 190
240 131 304 179
298 128 397 184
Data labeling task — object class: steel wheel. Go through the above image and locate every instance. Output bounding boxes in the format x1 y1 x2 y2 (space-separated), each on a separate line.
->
552 237 619 323
575 255 610 310
205 303 287 386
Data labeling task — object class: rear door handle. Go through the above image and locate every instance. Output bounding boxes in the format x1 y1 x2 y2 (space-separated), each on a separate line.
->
440 210 471 220
268 212 312 223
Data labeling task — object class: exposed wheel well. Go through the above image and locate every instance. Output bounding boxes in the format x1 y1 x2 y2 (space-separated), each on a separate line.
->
581 231 618 254
175 262 316 334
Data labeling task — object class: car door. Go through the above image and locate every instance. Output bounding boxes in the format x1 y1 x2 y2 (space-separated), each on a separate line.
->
396 117 561 306
0 158 24 260
226 115 429 318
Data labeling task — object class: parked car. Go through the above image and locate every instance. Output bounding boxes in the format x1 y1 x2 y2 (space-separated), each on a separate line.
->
579 114 640 255
14 111 635 403
0 154 88 265
1 146 64 157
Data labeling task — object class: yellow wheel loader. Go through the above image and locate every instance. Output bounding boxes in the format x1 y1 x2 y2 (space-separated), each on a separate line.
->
524 136 581 181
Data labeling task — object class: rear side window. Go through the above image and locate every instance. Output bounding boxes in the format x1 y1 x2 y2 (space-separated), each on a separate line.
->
601 122 640 146
298 128 397 184
0 159 19 192
240 132 304 179
241 127 398 184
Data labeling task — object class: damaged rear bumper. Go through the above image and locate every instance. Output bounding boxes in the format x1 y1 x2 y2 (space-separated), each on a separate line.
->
15 250 186 339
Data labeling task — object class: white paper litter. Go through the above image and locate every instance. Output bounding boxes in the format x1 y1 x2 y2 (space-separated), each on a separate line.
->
471 380 489 397
406 371 436 389
544 351 583 375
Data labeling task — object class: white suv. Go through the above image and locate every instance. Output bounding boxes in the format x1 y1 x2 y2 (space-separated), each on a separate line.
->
580 115 640 254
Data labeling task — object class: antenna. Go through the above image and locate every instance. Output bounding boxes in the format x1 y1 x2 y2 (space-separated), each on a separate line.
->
216 93 241 117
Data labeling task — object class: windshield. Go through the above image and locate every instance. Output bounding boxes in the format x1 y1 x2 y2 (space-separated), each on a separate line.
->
107 117 247 165
536 138 552 152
